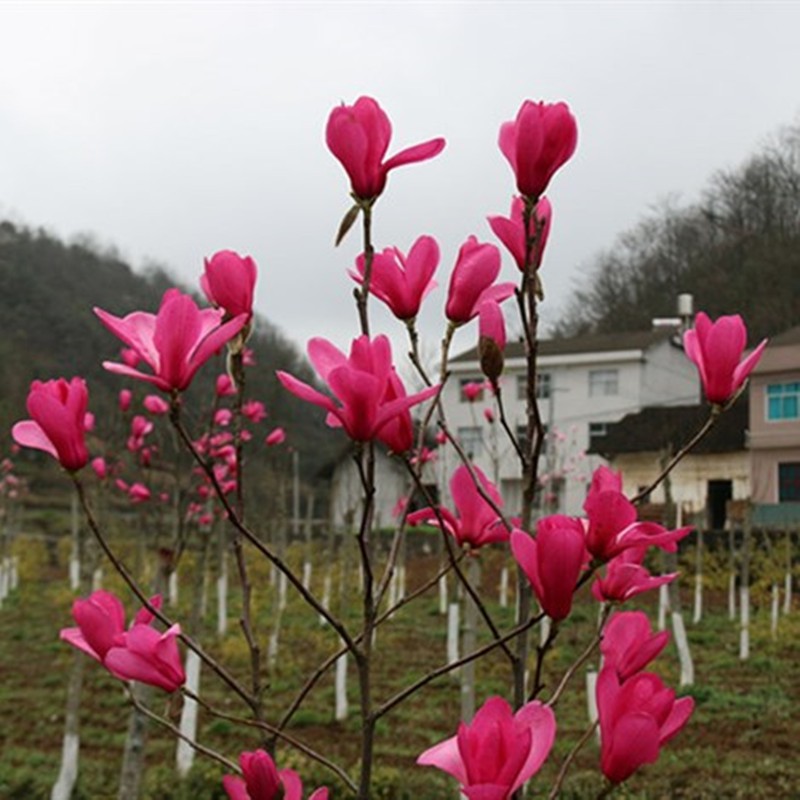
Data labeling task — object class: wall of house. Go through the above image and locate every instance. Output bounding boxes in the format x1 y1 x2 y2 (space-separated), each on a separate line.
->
442 342 697 517
751 447 800 504
639 339 700 408
330 450 411 531
614 450 750 518
748 369 800 450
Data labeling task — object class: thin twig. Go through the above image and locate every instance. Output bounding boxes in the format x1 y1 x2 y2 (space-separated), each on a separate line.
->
402 458 514 662
276 557 460 734
125 686 240 774
168 404 358 655
548 720 599 800
183 688 357 793
374 612 543 720
548 605 611 709
528 619 559 701
631 408 720 504
73 476 255 712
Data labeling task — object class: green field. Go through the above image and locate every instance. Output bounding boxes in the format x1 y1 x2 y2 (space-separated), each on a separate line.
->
1 529 798 800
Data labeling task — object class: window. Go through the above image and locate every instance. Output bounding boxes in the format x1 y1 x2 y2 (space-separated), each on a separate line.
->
779 463 800 502
588 422 609 451
457 426 483 458
517 373 551 401
589 369 618 397
460 378 485 403
766 382 800 421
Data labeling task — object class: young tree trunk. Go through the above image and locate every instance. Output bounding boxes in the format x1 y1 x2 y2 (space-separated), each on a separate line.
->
784 530 793 615
739 521 751 661
117 683 151 800
51 652 85 800
692 527 703 624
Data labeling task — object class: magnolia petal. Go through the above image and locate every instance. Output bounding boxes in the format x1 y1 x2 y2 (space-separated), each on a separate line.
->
417 733 468 784
512 701 556 791
383 137 446 172
11 420 58 461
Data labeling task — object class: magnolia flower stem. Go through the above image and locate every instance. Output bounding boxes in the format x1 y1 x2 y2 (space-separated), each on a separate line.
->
355 202 374 337
72 476 254 711
182 687 358 793
405 318 434 388
547 605 611 708
630 410 719 504
374 612 543 720
529 620 559 701
495 386 525 463
228 350 266 734
275 557 460 734
514 199 546 712
168 407 358 655
125 686 240 774
548 720 600 800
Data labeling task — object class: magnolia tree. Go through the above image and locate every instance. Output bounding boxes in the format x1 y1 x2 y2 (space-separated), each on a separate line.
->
11 96 767 799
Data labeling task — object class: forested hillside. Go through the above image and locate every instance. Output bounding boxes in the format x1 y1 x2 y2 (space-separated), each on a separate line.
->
0 221 340 478
556 123 800 342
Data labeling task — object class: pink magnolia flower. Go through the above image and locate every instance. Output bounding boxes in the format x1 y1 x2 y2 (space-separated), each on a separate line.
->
589 465 623 495
143 394 170 415
597 667 694 784
60 589 128 662
216 374 237 397
684 312 767 405
12 377 90 472
277 335 438 444
407 465 508 549
95 289 247 393
373 370 416 454
119 389 133 413
583 469 690 561
214 408 233 428
483 408 495 423
461 381 486 403
223 749 328 800
479 300 506 383
499 100 578 199
91 456 108 480
511 516 588 621
488 196 552 272
601 611 670 682
435 430 448 446
61 591 185 693
445 236 515 325
128 483 151 503
326 96 445 200
592 548 677 604
242 400 267 424
265 427 286 446
349 235 439 321
417 696 555 799
104 621 185 692
201 250 258 322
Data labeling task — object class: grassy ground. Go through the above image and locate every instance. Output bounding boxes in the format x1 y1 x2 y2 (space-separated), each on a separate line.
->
1 529 799 799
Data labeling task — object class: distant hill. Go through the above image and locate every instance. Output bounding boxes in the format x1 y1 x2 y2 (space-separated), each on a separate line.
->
0 220 341 481
555 122 800 343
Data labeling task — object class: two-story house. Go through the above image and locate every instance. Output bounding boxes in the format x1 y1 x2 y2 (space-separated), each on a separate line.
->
749 325 800 504
443 327 699 516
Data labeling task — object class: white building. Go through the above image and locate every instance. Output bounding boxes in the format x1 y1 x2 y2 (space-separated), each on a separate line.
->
442 328 699 516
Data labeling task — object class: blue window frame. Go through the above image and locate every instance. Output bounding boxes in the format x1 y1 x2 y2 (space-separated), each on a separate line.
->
766 382 800 421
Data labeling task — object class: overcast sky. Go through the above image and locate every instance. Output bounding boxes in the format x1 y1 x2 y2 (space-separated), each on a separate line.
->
2 2 799 370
